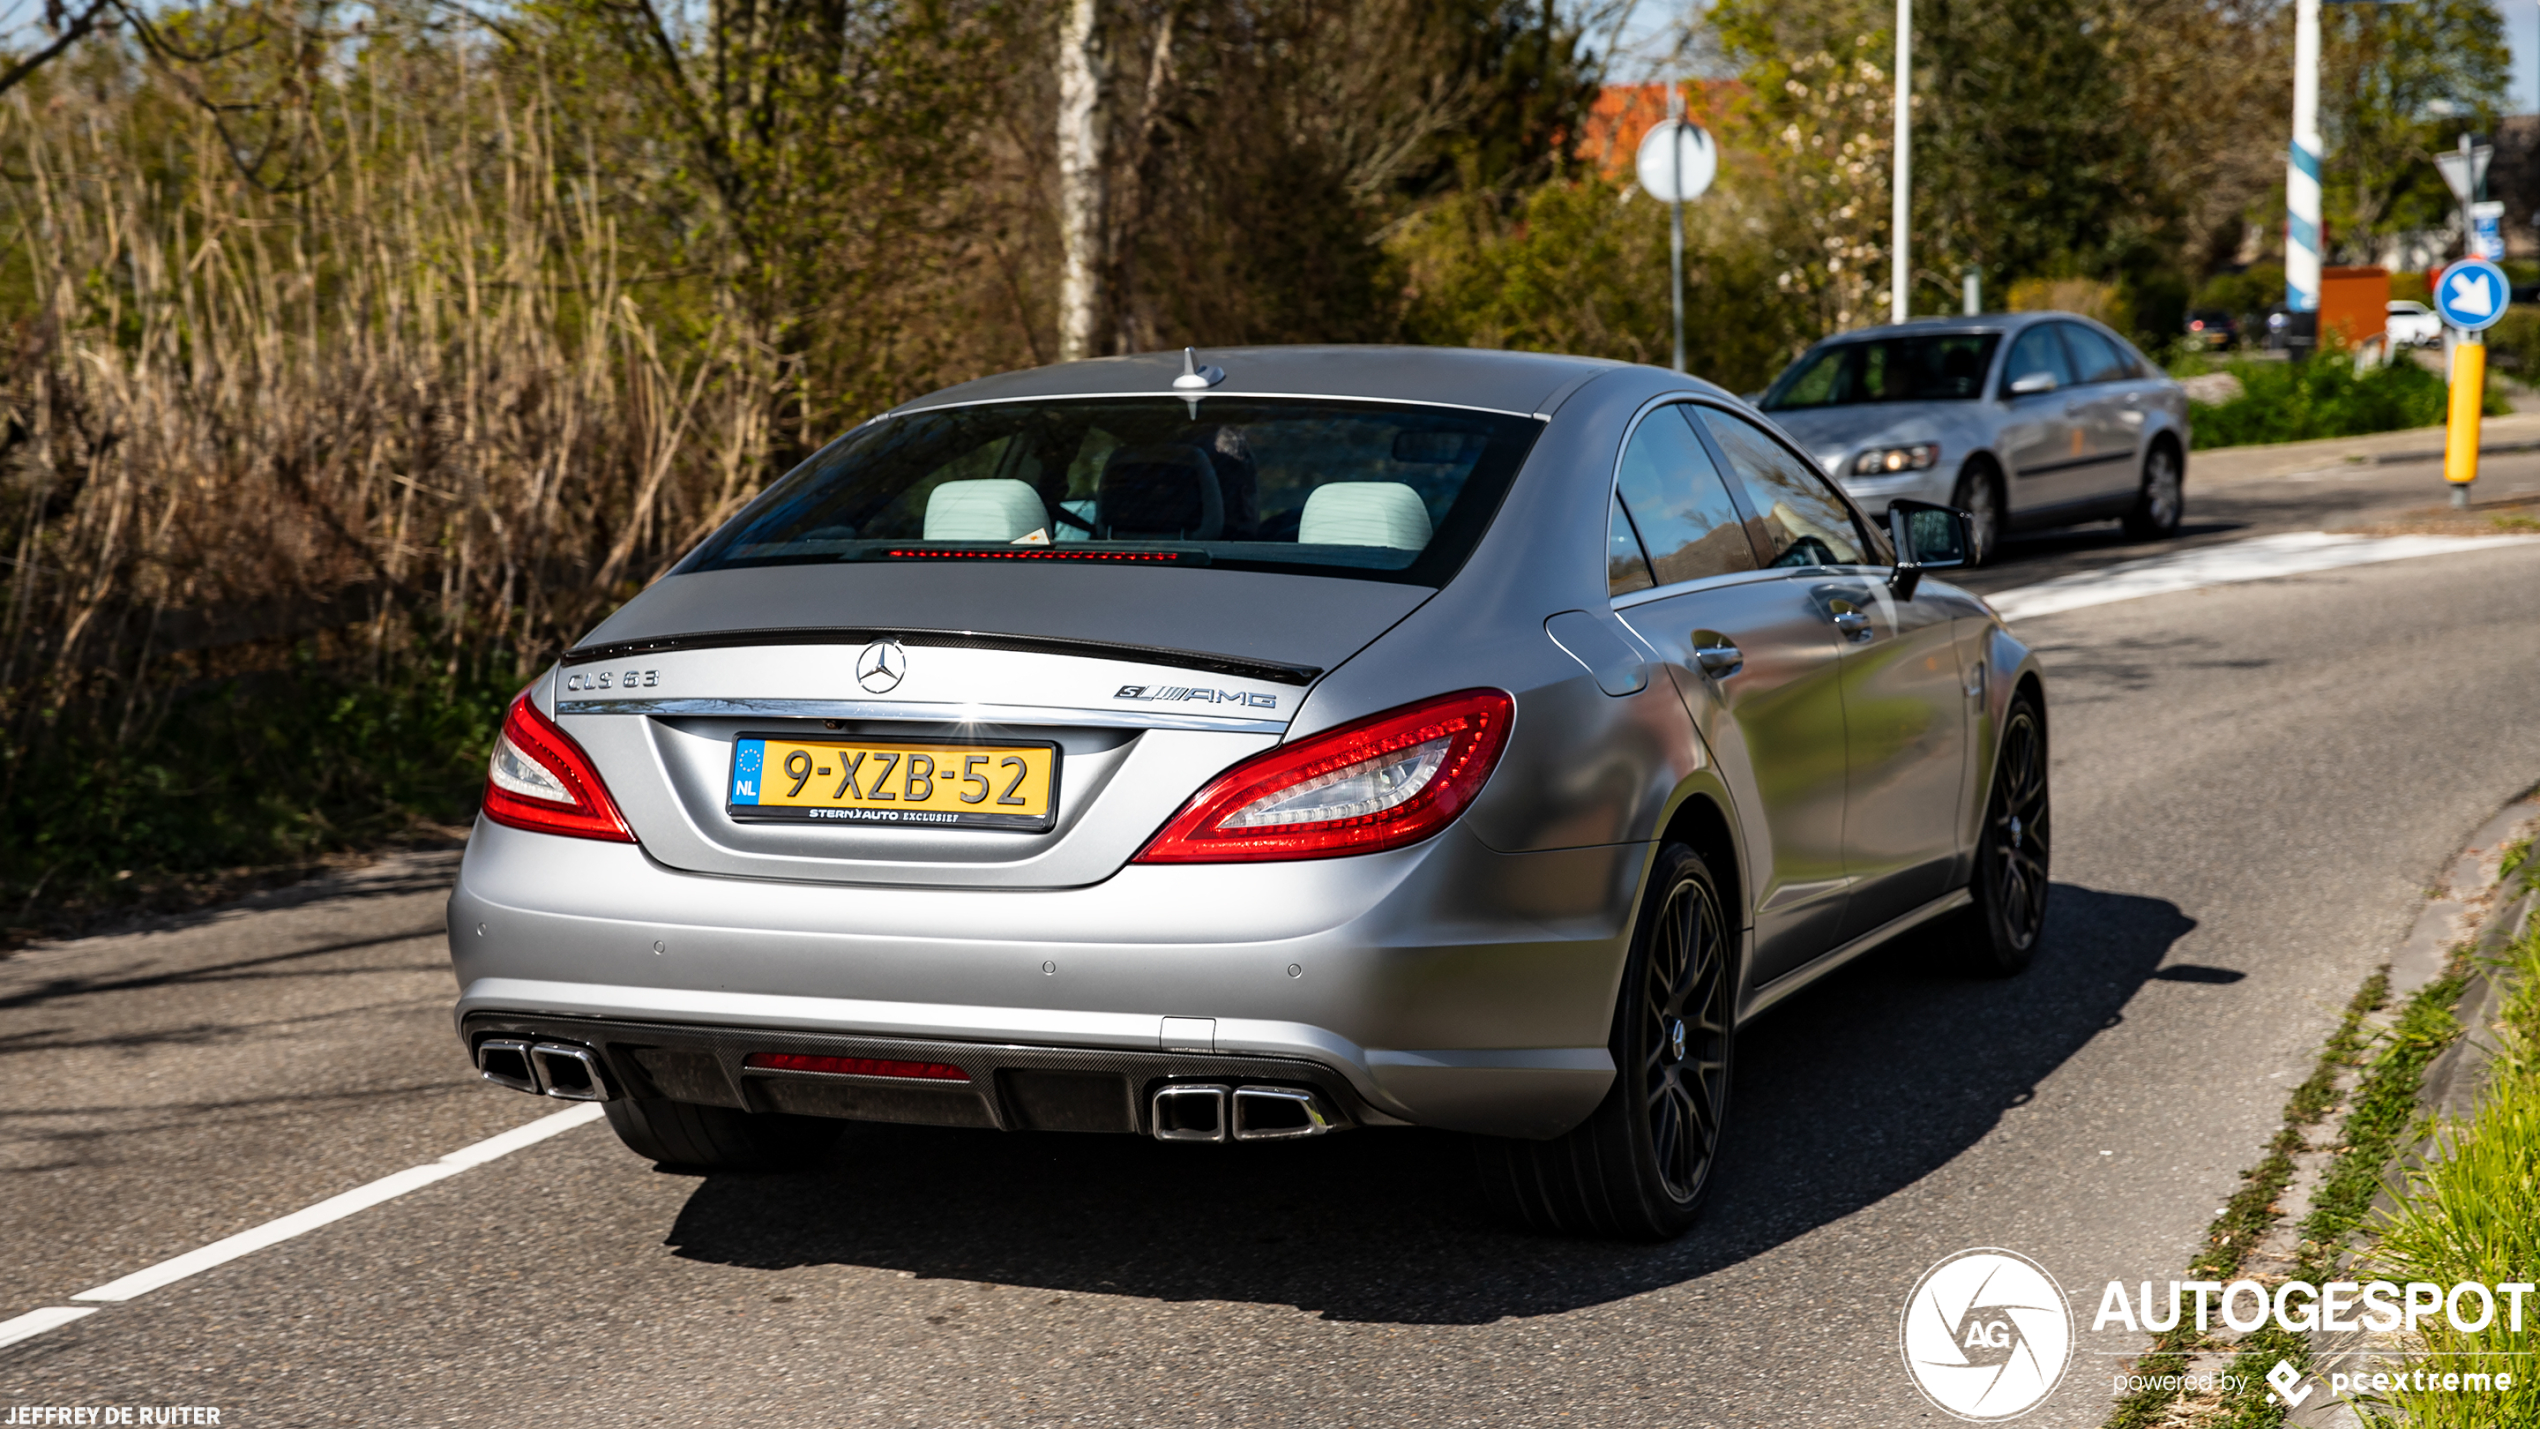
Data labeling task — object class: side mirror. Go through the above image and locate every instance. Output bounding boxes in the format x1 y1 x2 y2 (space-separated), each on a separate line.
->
2007 371 2058 396
1886 499 1971 599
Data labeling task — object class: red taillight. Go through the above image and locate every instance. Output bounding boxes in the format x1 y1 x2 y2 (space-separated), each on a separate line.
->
1133 689 1514 864
480 688 638 843
744 1052 971 1082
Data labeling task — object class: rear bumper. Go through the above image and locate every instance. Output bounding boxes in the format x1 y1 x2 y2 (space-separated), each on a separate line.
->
447 818 1643 1138
461 1010 1373 1135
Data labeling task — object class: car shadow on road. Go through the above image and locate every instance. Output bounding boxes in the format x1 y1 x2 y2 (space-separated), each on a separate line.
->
659 882 2196 1326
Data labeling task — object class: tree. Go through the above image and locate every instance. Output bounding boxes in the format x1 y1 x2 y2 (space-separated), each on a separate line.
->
2319 0 2509 256
1054 0 1108 360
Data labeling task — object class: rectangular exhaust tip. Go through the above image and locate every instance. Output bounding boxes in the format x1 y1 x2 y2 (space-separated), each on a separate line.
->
1150 1083 1229 1142
1230 1085 1333 1141
527 1043 612 1102
476 1038 539 1095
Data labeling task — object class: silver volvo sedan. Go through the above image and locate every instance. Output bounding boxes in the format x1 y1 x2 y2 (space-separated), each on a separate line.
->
1757 312 2190 562
450 346 2050 1240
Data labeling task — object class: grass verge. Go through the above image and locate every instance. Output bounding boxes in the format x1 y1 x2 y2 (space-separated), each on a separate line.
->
2104 959 2474 1428
0 649 513 948
2365 912 2540 1426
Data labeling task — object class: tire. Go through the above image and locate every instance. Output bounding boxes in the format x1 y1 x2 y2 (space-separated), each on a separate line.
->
1949 461 2004 566
602 1096 841 1171
1963 693 2051 977
1475 842 1734 1240
2122 442 2184 540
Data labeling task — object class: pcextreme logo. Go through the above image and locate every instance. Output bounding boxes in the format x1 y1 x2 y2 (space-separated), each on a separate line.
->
1901 1248 2075 1421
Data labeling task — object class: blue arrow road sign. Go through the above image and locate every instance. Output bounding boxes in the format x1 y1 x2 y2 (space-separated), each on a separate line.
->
2434 257 2509 332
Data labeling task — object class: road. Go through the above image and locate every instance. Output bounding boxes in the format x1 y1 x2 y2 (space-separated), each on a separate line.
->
5 453 2539 1426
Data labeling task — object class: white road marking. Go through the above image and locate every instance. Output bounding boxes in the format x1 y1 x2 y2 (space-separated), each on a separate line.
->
0 1102 606 1353
0 1306 98 1349
1985 532 2536 622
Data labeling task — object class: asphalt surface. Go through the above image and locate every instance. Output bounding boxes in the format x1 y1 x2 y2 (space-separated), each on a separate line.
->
5 457 2539 1427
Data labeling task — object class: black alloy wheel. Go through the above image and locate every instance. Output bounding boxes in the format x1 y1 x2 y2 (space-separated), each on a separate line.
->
2123 443 2184 540
1966 695 2050 976
1640 859 1734 1204
1475 842 1733 1240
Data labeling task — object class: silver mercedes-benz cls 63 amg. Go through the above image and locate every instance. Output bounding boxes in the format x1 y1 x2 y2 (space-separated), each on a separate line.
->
450 345 2050 1240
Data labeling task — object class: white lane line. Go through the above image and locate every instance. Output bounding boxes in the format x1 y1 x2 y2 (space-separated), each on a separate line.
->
65 1102 603 1306
0 1306 98 1349
1986 531 2536 622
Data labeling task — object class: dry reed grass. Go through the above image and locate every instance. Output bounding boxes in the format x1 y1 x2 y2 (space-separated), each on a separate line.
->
0 63 767 747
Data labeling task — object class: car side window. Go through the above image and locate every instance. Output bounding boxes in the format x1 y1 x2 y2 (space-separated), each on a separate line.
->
1608 491 1655 596
1612 405 1758 588
2058 323 2129 385
1691 407 1869 568
2001 325 2074 395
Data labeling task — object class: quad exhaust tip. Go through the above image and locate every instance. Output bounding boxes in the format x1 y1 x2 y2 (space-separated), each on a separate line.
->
476 1038 612 1102
1149 1083 1333 1143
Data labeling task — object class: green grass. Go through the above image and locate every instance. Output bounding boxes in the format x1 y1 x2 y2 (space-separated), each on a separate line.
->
2184 355 2509 450
2105 972 2388 1429
0 647 515 939
2367 912 2540 1427
2106 961 2477 1429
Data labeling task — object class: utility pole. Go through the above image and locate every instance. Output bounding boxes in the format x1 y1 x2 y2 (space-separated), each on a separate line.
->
1891 0 1911 323
2284 0 2322 345
1670 87 1687 373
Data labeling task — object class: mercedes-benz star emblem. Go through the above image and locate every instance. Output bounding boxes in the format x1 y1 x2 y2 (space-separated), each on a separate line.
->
856 640 907 694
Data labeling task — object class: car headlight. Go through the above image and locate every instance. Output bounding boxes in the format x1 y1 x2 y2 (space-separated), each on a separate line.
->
1851 443 1940 476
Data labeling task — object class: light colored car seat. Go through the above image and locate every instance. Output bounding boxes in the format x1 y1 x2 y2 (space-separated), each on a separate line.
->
923 478 1047 541
1298 482 1433 550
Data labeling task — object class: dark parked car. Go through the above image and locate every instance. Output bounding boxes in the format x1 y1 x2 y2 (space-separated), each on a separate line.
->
2184 309 2239 350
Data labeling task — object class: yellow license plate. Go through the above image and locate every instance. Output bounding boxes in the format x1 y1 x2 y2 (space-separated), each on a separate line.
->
727 736 1060 831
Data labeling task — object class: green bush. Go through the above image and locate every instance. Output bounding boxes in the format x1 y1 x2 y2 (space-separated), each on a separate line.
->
2482 308 2540 381
1 649 514 925
2187 355 2497 449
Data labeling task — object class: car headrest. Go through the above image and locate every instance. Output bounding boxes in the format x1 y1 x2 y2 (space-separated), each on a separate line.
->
1298 483 1433 550
922 478 1047 542
1099 444 1225 540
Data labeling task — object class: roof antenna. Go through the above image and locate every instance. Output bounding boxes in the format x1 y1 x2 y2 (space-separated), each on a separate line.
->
1172 346 1226 391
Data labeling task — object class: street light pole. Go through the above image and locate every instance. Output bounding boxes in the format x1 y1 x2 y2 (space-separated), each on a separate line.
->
1670 86 1687 373
1891 0 1911 324
2285 0 2322 328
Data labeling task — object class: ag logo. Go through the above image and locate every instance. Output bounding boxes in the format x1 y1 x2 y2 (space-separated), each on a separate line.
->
1900 1248 2073 1421
856 640 907 694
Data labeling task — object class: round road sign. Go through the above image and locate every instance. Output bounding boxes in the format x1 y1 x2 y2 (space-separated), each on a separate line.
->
2434 257 2509 333
1635 120 1716 204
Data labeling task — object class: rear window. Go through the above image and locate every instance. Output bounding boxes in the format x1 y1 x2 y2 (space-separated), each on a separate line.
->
1760 333 2001 410
680 398 1543 586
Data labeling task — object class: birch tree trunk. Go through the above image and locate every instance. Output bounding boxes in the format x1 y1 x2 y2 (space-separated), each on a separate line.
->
1055 0 1110 362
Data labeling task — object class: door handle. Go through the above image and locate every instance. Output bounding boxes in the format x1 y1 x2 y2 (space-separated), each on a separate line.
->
1694 641 1743 676
1831 610 1871 637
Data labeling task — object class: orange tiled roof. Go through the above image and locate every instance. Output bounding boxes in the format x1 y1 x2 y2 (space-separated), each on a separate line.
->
1576 80 1748 181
